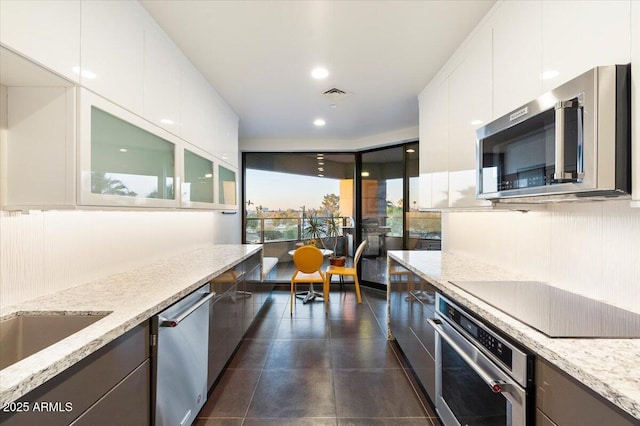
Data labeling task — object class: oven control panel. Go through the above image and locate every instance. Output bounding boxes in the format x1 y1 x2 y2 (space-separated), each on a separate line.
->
439 297 513 369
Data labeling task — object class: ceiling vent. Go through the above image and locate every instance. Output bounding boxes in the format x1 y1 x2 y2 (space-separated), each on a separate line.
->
322 87 351 102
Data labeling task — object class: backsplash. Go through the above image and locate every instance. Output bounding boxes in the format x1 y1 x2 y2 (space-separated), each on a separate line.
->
443 200 640 314
0 209 217 310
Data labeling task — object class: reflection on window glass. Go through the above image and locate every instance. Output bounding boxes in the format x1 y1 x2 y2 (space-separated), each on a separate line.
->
219 165 236 205
184 149 213 203
91 107 174 199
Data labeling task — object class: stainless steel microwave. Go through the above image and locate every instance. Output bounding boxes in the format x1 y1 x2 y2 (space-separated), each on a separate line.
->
476 64 630 202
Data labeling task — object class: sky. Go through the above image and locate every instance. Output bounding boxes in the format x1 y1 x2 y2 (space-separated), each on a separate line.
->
246 169 405 212
245 169 341 211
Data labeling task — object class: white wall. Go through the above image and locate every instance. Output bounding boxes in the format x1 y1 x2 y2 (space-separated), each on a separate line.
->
444 202 640 314
0 209 219 308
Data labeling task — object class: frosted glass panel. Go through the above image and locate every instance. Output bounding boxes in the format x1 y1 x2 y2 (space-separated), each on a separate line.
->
218 165 236 205
184 149 213 203
91 107 175 199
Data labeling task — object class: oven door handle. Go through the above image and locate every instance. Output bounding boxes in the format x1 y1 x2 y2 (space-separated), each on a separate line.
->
428 318 511 394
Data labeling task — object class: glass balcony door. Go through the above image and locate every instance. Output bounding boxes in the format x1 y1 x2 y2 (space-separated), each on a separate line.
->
359 146 405 285
359 142 433 286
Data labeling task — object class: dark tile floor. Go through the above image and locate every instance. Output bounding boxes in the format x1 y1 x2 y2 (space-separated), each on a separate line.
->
195 286 440 426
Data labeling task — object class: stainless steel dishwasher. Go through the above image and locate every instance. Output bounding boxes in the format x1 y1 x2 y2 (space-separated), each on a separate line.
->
152 283 213 426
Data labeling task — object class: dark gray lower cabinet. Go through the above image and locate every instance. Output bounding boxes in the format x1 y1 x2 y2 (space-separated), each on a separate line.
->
536 358 637 426
388 259 438 403
70 359 150 426
207 252 271 389
0 323 150 426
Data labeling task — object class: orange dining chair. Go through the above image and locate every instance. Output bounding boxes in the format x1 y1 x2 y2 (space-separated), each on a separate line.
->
290 245 326 314
324 240 367 305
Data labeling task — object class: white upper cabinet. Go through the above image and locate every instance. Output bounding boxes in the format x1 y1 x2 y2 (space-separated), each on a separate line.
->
447 27 493 209
542 0 631 92
418 77 449 210
81 0 146 115
492 0 543 119
214 100 239 168
4 86 76 209
180 62 215 154
143 24 182 136
632 1 640 206
0 0 81 83
181 59 239 167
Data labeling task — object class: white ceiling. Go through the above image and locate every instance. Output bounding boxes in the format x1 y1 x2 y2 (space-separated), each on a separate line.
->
141 0 495 141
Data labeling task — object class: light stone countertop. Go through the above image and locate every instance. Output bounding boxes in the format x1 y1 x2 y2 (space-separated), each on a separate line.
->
387 250 640 422
0 244 262 406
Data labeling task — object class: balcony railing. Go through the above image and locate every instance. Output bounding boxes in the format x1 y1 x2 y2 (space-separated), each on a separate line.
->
245 216 347 244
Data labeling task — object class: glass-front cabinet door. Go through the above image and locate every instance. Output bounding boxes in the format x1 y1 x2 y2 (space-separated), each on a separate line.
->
182 146 214 208
217 164 237 208
79 88 238 210
79 89 180 208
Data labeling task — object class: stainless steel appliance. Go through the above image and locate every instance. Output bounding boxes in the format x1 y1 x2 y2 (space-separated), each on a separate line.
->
476 64 630 202
153 283 213 426
429 293 534 426
451 280 640 338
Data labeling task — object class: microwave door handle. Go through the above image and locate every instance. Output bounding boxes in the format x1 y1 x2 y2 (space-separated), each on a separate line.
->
554 101 572 182
554 99 583 182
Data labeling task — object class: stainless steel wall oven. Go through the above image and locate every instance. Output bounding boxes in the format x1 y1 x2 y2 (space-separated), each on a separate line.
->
429 293 535 426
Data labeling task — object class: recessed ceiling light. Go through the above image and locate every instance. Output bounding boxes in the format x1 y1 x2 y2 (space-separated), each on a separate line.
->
361 171 370 177
204 173 213 178
314 118 326 127
318 167 324 171
406 148 415 153
318 174 324 177
119 148 128 153
311 67 329 79
318 162 324 165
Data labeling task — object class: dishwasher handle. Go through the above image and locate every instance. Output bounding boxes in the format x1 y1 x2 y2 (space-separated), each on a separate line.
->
160 292 215 327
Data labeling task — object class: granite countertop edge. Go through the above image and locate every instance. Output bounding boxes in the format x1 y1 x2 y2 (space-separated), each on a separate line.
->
387 250 640 421
0 243 262 406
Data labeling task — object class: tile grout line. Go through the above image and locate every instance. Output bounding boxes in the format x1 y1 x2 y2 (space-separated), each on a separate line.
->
241 296 285 425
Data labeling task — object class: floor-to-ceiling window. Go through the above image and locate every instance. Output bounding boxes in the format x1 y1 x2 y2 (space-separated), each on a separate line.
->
243 152 356 280
243 146 440 285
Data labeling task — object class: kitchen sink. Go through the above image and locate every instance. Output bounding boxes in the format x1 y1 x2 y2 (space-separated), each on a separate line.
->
0 312 111 370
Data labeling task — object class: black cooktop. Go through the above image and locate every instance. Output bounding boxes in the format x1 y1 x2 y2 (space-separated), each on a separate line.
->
449 280 640 338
